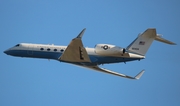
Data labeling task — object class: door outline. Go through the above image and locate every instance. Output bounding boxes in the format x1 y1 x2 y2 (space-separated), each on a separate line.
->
27 45 33 55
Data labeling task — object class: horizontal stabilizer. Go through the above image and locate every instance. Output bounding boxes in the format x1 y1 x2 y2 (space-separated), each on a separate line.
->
155 35 176 45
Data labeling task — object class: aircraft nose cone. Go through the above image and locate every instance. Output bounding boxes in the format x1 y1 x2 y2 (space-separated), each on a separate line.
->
4 50 9 55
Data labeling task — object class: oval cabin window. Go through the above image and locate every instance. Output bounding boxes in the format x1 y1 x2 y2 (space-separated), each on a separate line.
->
47 48 51 51
54 49 57 51
60 49 64 52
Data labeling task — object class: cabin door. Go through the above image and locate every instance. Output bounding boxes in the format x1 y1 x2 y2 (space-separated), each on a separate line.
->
27 45 33 55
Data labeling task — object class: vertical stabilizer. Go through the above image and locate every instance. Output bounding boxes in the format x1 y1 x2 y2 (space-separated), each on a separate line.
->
126 28 157 56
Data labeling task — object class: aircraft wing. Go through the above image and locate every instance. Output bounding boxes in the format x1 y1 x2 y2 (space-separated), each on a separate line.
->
59 28 91 63
59 28 144 79
74 64 145 80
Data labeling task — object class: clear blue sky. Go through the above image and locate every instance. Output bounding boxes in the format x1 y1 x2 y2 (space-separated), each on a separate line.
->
0 0 180 106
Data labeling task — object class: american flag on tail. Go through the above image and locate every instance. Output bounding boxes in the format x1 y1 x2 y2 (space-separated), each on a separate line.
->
139 41 145 45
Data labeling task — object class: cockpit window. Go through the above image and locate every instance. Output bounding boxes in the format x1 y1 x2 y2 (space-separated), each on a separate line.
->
15 44 20 47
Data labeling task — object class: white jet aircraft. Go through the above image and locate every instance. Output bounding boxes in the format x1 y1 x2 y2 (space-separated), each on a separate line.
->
4 28 176 79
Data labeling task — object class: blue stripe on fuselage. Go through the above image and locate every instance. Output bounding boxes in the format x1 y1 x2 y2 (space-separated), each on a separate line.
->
6 50 62 59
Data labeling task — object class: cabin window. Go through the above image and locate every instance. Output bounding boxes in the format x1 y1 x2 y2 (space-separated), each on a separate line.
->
40 48 44 50
47 48 51 51
60 49 64 52
54 49 57 51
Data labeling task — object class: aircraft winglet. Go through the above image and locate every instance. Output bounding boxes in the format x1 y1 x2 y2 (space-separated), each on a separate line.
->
76 28 86 39
135 70 145 79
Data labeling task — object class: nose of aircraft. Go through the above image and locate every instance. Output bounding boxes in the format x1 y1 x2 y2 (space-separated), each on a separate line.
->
4 50 9 55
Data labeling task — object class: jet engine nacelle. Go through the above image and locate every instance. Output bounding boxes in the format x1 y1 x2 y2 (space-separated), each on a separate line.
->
94 44 126 56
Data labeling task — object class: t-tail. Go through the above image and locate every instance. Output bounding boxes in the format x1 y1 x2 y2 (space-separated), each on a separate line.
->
126 28 176 56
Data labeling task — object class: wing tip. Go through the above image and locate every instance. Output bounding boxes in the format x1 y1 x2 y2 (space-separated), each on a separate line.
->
76 28 86 38
135 70 145 80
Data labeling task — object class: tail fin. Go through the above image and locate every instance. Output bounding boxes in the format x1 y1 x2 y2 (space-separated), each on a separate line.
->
127 28 176 56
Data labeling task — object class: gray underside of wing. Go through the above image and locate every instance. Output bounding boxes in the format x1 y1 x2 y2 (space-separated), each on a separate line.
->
74 64 144 79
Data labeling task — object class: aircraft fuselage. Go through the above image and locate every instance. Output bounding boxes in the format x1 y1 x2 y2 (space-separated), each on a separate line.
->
4 43 144 65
